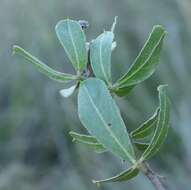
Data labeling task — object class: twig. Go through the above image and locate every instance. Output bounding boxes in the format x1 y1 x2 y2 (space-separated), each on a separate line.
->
139 162 166 190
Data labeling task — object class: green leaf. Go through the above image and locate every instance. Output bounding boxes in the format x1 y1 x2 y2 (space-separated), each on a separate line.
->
90 31 114 84
140 85 170 160
12 45 76 82
113 25 167 96
113 85 135 97
92 166 139 184
78 78 136 163
69 131 149 153
55 19 88 72
131 108 159 140
134 141 149 151
69 131 106 153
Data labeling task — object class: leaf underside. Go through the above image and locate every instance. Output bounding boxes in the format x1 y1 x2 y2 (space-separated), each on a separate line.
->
55 19 88 72
78 78 135 163
12 45 76 83
90 31 114 84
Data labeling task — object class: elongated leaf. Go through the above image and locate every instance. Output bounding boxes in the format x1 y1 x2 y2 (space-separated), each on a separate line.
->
113 25 166 96
90 31 114 84
131 108 159 140
140 85 170 160
78 78 136 163
118 25 166 86
69 131 100 143
12 46 76 82
93 166 139 184
69 131 106 153
60 85 77 98
55 19 87 72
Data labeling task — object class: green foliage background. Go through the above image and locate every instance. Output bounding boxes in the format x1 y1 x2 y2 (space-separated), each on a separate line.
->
0 0 191 189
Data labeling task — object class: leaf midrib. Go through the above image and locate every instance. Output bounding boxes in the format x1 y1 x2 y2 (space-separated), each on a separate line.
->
67 20 80 70
99 34 109 83
83 85 135 163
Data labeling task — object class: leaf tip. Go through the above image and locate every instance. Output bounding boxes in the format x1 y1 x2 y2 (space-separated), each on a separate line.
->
68 132 76 142
157 84 168 92
55 20 64 32
153 25 167 36
153 25 165 30
68 131 73 135
12 45 20 55
111 16 118 32
92 180 101 187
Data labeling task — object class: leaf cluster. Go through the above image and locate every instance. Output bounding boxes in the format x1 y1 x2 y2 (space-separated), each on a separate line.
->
13 17 170 184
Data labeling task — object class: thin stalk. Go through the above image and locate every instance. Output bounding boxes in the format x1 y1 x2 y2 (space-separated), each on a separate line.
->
139 162 166 190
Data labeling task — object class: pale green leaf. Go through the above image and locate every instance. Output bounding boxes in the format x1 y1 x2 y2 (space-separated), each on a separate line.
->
131 108 159 140
78 78 136 163
69 131 106 153
92 166 139 184
55 19 87 72
12 45 76 82
140 85 170 160
113 25 167 96
90 32 114 84
60 85 77 98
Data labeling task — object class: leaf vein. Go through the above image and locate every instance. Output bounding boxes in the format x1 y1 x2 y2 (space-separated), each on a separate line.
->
67 20 80 70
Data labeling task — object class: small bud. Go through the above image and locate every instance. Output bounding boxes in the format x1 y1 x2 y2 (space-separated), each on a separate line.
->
78 20 89 30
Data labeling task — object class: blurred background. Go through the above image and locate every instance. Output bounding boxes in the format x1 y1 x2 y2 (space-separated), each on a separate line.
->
0 0 191 189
